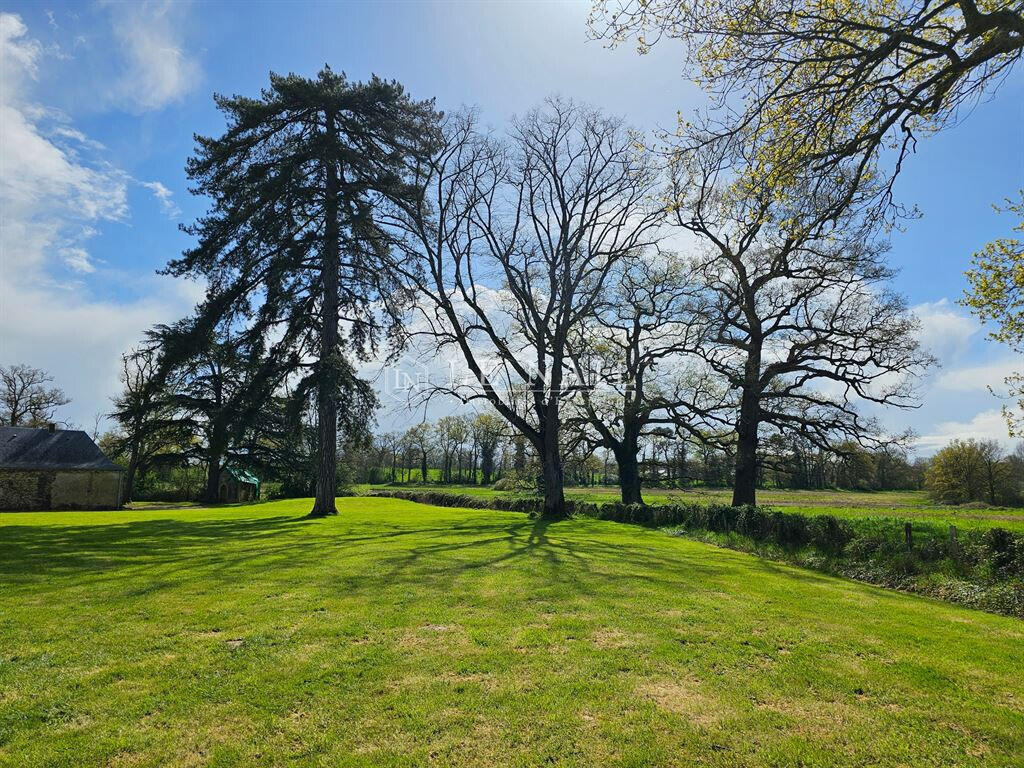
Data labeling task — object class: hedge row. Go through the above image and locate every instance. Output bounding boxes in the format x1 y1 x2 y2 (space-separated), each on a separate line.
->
368 489 548 514
369 489 1024 580
593 501 1024 579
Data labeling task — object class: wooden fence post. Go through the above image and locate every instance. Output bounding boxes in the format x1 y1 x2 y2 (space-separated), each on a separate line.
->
904 522 913 551
949 525 959 556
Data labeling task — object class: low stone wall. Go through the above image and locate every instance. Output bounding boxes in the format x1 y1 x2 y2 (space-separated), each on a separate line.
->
0 469 123 510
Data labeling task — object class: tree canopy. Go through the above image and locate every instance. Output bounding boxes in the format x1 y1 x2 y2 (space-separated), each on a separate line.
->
963 191 1024 436
592 0 1023 210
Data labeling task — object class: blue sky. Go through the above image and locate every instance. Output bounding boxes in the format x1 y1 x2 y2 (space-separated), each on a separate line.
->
1 1 1021 451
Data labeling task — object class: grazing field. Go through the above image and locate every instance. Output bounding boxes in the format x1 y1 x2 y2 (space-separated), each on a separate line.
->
2 498 1023 767
360 484 1024 532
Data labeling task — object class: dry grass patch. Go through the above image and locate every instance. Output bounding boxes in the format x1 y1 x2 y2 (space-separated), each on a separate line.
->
590 627 636 649
638 678 727 727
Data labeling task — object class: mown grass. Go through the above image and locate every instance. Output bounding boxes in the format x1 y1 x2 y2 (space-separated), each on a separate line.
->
361 484 1024 531
2 497 1023 767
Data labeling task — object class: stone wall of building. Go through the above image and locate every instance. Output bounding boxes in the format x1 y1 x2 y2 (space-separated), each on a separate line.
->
0 469 123 510
0 470 49 510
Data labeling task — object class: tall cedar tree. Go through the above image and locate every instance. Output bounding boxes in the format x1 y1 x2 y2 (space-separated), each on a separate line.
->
164 68 437 516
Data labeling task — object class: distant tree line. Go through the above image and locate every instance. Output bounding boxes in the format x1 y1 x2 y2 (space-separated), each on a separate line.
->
925 439 1024 507
347 416 990 498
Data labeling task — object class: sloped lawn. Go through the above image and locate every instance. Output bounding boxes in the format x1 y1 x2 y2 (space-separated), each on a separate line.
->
1 498 1021 767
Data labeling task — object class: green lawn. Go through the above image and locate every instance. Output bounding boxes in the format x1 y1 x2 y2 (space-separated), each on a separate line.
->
361 484 1024 531
2 498 1022 767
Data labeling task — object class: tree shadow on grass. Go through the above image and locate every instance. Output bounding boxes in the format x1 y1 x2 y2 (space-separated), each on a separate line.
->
0 506 743 605
366 513 744 603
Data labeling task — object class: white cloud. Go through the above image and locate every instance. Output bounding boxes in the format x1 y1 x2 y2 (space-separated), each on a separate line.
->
937 359 1019 393
0 13 41 74
0 12 128 279
912 298 979 365
0 13 196 429
61 247 95 273
0 274 198 429
105 1 198 112
51 125 106 150
916 409 1012 452
140 180 180 218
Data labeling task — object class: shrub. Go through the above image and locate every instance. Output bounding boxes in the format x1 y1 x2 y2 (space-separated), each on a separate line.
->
984 528 1019 575
806 515 853 554
492 475 535 492
767 511 809 547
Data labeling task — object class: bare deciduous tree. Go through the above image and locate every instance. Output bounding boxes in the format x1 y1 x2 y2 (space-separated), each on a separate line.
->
0 363 70 427
390 100 664 517
671 131 935 506
567 252 720 504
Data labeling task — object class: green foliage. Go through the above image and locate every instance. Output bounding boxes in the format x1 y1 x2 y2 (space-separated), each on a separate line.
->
593 1 1024 219
925 438 1019 506
962 191 1024 434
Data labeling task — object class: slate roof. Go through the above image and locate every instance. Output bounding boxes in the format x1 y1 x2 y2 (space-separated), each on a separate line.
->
0 426 122 471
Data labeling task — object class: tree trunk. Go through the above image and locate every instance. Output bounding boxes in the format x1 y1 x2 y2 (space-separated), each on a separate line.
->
310 110 341 518
615 442 643 505
124 438 141 503
481 449 493 485
124 463 138 504
204 452 223 504
732 383 760 507
540 451 566 518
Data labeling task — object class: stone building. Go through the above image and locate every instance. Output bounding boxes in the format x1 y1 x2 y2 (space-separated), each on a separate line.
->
0 426 124 510
218 467 260 503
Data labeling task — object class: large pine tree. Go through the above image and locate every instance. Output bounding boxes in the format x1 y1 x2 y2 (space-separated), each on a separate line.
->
164 67 438 516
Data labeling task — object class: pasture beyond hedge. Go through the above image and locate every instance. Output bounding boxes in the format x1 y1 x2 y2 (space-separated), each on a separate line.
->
369 489 1024 617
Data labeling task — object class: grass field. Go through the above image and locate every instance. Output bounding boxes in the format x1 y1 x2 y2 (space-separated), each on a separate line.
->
360 484 1024 532
2 497 1022 767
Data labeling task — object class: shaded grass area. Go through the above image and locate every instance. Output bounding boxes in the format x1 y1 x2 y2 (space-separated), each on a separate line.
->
362 484 1024 532
1 498 1023 767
